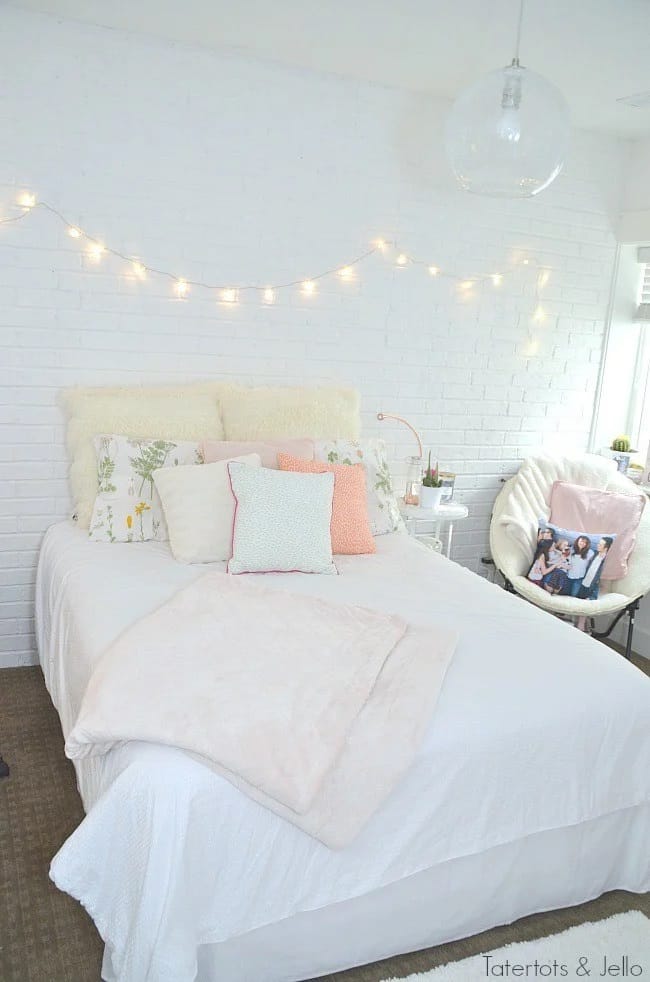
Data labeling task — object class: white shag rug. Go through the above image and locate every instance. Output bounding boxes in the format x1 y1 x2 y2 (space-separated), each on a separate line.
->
382 911 650 981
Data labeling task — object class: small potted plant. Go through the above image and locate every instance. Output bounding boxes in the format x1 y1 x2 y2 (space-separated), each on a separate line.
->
420 452 443 509
610 435 637 475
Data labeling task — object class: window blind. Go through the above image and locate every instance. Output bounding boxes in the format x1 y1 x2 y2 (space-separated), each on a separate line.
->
638 263 650 320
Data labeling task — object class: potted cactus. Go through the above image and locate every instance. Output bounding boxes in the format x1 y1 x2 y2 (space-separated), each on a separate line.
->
610 435 637 475
420 452 444 509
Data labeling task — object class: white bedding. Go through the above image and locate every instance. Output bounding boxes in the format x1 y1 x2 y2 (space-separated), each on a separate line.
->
36 522 650 982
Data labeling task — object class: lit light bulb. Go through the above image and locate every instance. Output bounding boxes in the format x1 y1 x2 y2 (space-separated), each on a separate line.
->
492 274 503 285
221 288 238 304
460 280 474 290
132 261 146 279
263 288 275 304
522 258 530 265
497 72 522 144
497 107 521 144
338 266 353 280
537 270 550 288
302 280 316 295
533 304 545 322
428 266 439 276
375 239 387 250
175 279 188 298
18 192 36 208
396 254 408 266
67 226 82 239
88 242 105 261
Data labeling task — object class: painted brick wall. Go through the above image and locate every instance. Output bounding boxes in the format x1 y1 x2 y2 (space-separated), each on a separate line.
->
0 7 624 666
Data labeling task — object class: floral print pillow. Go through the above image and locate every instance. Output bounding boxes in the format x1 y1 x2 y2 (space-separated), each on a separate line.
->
313 439 404 536
89 434 204 543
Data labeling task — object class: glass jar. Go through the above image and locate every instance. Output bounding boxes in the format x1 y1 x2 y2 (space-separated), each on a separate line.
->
404 456 423 505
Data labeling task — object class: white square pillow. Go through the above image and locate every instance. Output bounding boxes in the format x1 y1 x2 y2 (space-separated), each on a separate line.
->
153 454 261 563
228 462 337 575
314 439 404 535
89 435 203 543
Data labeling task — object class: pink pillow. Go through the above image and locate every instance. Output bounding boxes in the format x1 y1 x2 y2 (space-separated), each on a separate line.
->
278 453 376 556
549 480 646 580
202 438 314 469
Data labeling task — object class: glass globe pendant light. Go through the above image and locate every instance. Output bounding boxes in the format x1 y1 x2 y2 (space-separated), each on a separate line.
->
444 0 570 197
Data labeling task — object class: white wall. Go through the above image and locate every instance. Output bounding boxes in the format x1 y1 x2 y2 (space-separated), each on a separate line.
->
0 7 625 666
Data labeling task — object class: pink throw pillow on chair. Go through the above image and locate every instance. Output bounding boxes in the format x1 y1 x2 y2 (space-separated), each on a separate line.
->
549 480 645 580
278 453 376 556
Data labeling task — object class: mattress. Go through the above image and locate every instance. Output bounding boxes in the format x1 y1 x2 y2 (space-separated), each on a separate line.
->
36 521 650 982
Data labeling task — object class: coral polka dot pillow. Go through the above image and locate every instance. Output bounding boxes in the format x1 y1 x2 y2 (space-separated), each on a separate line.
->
278 453 376 555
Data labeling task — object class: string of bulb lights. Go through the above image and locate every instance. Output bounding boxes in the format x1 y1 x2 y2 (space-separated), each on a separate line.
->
2 192 551 318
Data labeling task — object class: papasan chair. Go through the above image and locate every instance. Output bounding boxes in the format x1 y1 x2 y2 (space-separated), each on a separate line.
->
490 452 650 659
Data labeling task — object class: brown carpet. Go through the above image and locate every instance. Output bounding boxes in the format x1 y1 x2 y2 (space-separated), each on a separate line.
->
0 658 648 982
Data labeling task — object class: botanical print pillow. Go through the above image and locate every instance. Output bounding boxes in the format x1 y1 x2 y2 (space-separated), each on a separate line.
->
89 434 203 543
313 439 404 536
527 520 617 601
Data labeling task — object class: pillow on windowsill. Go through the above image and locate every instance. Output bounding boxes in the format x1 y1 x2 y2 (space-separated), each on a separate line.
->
227 462 337 575
278 453 375 555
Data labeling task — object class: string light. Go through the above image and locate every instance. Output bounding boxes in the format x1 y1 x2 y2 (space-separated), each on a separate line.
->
0 195 556 306
88 242 105 262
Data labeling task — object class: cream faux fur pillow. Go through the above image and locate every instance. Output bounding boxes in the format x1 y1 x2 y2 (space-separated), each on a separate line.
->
63 387 225 528
219 385 360 441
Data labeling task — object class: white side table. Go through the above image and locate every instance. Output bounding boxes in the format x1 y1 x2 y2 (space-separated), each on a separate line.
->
399 499 469 560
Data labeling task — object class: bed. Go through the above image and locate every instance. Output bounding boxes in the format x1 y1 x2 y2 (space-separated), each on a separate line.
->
36 519 650 982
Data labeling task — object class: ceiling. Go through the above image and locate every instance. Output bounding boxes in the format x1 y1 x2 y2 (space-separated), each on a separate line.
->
11 0 650 136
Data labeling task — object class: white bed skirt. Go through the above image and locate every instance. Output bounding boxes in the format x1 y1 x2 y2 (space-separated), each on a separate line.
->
103 802 650 982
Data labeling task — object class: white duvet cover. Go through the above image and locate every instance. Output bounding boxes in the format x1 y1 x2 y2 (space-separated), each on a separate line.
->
36 522 650 982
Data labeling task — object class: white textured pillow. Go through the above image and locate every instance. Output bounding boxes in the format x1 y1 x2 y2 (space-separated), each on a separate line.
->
63 387 224 528
219 385 360 441
314 439 404 535
89 435 205 543
228 462 337 575
154 454 261 563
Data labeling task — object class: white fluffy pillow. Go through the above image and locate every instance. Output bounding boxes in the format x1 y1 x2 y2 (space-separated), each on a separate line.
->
228 462 337 575
219 385 360 441
153 454 261 563
62 387 224 528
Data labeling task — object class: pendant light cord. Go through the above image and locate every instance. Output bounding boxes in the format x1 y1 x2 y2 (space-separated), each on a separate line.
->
512 0 525 66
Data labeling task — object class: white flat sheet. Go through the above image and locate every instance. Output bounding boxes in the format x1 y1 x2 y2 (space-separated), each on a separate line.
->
36 522 650 982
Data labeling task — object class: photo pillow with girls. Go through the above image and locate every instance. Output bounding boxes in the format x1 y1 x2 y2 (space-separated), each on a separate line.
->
527 521 617 600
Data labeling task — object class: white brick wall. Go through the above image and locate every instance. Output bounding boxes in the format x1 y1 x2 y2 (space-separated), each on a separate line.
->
0 8 624 666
